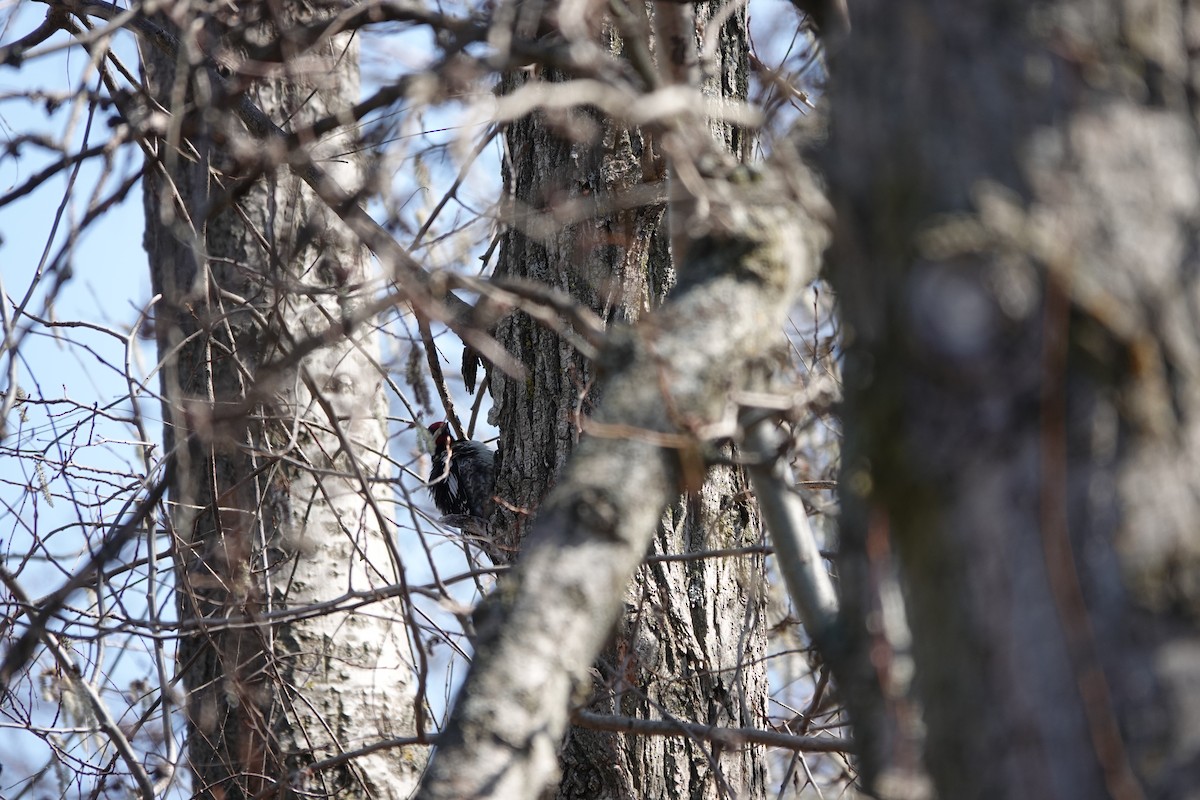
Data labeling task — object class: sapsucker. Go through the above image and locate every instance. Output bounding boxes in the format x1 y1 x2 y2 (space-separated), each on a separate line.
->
427 420 496 520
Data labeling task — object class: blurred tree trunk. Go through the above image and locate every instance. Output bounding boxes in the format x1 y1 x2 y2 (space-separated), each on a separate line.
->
828 0 1200 797
141 8 424 799
488 4 768 797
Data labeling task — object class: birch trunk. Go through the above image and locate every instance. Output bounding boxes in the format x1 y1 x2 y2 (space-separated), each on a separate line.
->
142 9 425 798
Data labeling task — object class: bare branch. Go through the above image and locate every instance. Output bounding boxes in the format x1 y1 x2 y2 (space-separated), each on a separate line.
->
41 0 514 368
0 460 173 691
741 410 839 643
0 572 157 799
573 710 853 754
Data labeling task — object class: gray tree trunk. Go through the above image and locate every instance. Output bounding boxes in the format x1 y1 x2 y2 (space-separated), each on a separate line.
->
827 0 1200 797
141 9 424 798
487 5 767 798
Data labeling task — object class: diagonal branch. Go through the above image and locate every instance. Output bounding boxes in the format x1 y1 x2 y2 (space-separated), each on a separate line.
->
741 410 839 643
0 460 174 692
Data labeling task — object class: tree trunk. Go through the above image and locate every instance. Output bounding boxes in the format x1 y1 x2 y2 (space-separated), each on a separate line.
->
488 4 768 798
141 8 424 798
828 0 1200 797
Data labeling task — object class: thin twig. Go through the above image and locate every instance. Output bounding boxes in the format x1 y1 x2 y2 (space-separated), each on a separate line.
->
0 573 157 799
572 709 852 753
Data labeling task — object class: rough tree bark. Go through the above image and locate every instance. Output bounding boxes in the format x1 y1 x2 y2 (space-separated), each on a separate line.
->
484 4 768 797
828 0 1200 797
141 7 424 798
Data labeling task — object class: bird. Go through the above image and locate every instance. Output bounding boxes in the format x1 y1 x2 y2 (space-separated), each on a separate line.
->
427 420 496 520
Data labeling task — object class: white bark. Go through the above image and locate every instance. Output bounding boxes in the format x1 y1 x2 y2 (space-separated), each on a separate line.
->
142 12 425 798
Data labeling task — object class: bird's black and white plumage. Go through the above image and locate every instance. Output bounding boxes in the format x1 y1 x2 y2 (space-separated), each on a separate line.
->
427 421 496 519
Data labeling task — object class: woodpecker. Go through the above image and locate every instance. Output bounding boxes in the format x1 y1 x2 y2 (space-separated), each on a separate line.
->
427 421 496 520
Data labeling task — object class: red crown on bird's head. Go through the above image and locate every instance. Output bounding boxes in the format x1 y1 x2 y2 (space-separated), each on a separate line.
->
428 420 452 446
